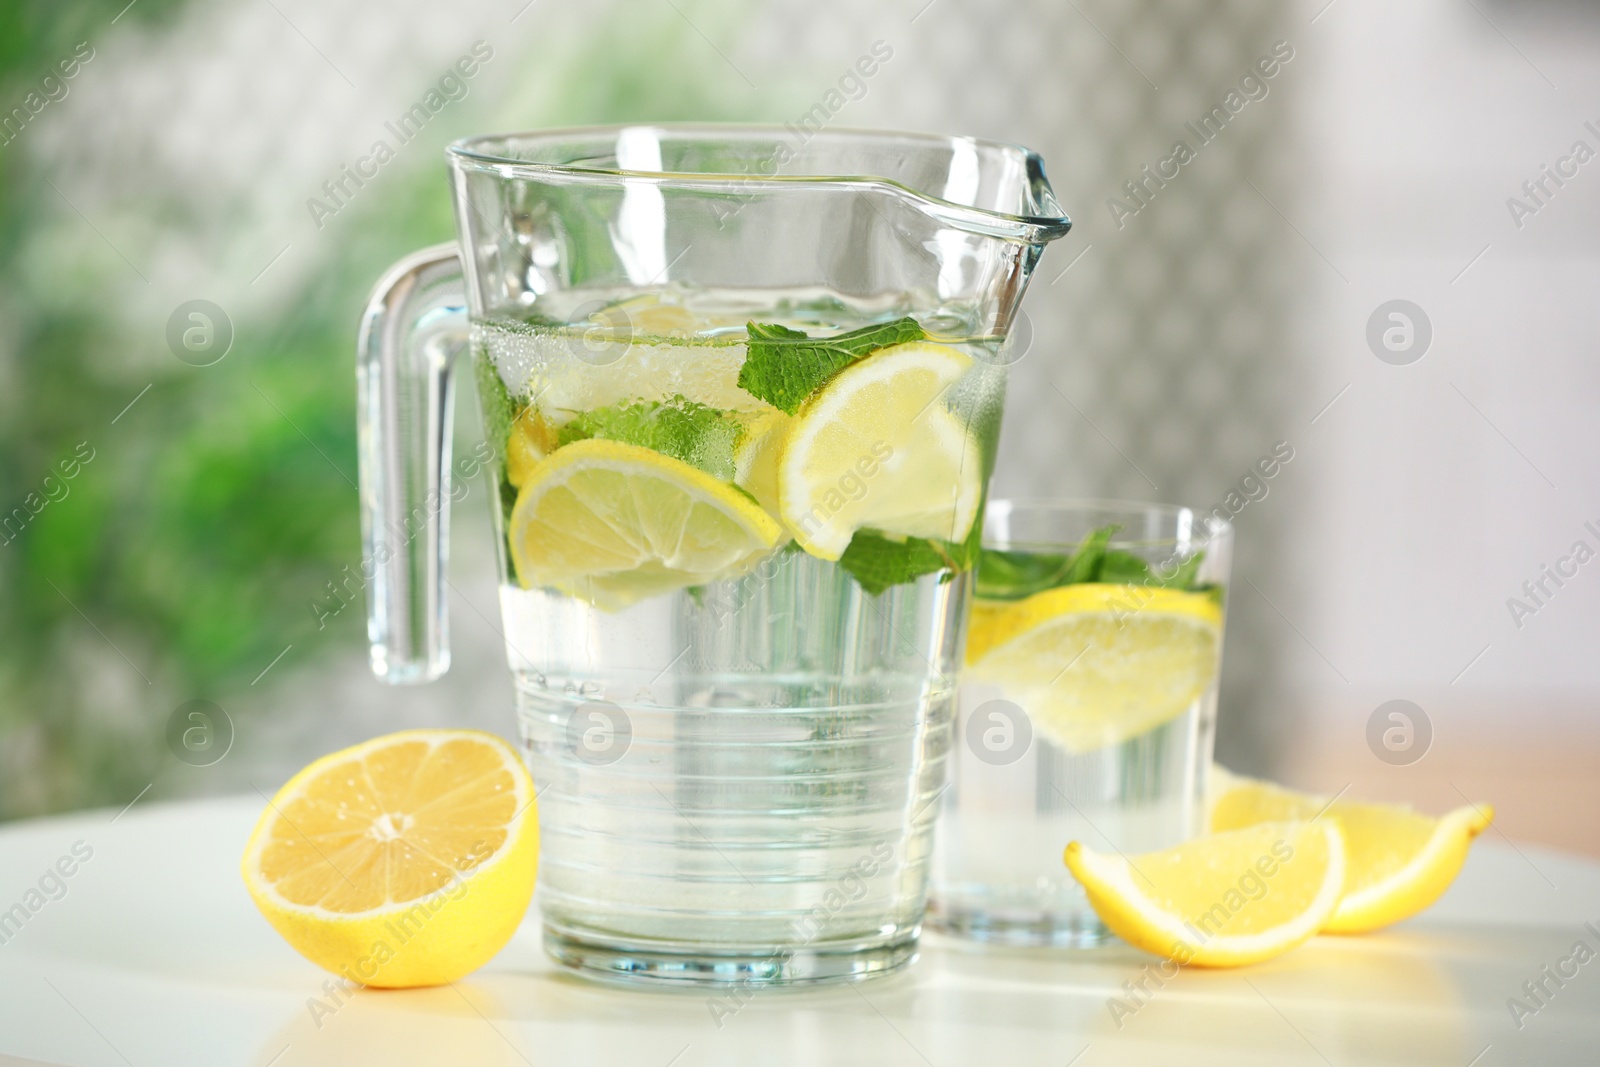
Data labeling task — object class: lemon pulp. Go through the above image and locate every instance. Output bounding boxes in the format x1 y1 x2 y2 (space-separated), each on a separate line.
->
241 729 539 988
967 584 1222 752
508 437 783 611
1064 820 1347 967
1209 770 1493 933
778 341 982 560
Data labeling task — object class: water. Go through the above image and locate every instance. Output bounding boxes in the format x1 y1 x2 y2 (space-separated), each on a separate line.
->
507 561 959 981
469 290 1008 985
930 679 1217 946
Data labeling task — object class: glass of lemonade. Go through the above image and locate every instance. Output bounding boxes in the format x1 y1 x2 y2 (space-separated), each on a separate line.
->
929 500 1232 946
357 127 1072 985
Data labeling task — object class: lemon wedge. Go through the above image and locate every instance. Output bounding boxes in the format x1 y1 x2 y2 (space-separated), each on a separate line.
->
1065 821 1346 967
241 729 538 988
1209 770 1493 933
778 341 981 560
966 584 1222 752
505 405 559 489
732 408 791 517
509 437 782 610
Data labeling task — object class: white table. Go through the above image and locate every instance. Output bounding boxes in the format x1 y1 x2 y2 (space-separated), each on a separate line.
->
0 796 1595 1066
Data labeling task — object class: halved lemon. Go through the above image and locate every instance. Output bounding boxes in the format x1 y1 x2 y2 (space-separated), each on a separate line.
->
1064 820 1346 967
966 584 1222 752
778 341 981 560
509 437 782 610
241 729 538 988
1209 770 1493 934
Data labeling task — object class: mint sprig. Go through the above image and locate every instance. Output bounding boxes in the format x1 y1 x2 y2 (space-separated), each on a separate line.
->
836 500 984 595
971 546 1072 599
837 531 956 595
975 523 1212 601
737 316 925 413
557 395 745 481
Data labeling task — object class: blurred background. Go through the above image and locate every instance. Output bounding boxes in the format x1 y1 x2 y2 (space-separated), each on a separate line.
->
1 0 1595 856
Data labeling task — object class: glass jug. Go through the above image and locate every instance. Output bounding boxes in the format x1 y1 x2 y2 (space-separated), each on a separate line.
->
358 125 1071 987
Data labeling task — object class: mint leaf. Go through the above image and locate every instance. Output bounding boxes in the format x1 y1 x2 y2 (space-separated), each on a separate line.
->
973 548 1074 601
473 353 524 566
976 522 1213 599
473 352 519 469
1098 549 1152 585
1152 552 1205 590
557 396 744 481
837 530 956 596
837 488 987 596
947 489 987 576
1062 523 1118 583
738 316 925 414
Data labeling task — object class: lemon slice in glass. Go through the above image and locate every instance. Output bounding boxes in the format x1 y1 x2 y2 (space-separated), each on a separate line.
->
966 584 1222 753
1209 769 1493 933
504 405 559 489
509 437 783 610
732 407 791 516
778 341 981 560
241 729 538 988
1065 820 1347 968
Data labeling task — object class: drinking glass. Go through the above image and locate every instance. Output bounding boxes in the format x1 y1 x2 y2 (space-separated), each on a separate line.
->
930 500 1232 946
357 126 1072 985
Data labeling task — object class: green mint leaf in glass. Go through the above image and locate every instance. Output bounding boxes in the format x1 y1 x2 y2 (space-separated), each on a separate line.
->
976 521 1215 600
737 316 925 414
973 547 1074 600
1098 549 1154 585
474 353 519 469
557 395 744 481
1061 523 1120 583
1152 551 1206 590
837 529 954 596
946 489 988 576
473 355 523 538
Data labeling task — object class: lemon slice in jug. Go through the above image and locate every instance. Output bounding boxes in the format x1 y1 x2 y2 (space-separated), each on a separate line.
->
508 438 783 610
779 341 981 560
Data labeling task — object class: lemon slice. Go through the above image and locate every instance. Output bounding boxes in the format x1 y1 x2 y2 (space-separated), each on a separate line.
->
966 584 1222 752
505 405 559 489
732 408 791 516
610 296 702 336
1065 821 1346 967
241 729 538 988
778 341 981 560
509 437 782 610
1209 770 1493 933
502 298 758 419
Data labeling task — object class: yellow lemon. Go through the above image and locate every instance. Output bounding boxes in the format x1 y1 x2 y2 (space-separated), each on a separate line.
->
241 729 538 988
966 584 1222 752
778 341 981 560
732 407 791 517
508 437 782 610
1209 769 1493 934
504 405 559 489
1064 820 1346 968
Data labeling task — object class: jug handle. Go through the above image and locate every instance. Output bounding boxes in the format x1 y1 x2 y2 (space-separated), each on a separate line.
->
356 242 467 684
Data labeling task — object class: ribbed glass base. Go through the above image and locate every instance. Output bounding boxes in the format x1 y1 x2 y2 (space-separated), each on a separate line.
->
543 924 919 989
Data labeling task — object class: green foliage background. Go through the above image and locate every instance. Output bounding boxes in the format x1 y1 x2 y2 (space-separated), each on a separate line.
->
0 0 767 819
